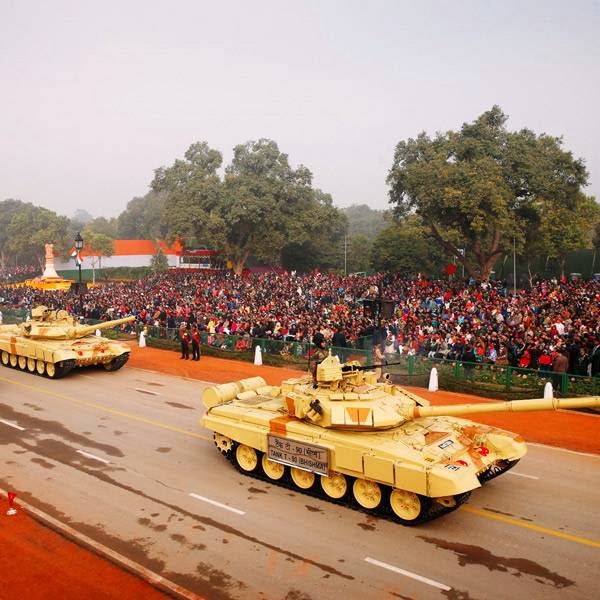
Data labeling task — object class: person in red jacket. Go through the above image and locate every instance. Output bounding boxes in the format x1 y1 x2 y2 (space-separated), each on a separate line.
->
191 326 201 361
179 325 190 360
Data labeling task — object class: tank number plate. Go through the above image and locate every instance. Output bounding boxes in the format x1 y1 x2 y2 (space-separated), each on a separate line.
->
267 434 329 475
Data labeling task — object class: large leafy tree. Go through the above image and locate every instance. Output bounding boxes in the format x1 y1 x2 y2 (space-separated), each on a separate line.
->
1 201 70 268
387 106 589 280
280 189 348 271
81 228 114 282
151 141 223 249
535 194 599 279
151 139 345 273
117 191 169 240
370 215 446 275
341 204 387 239
220 139 317 273
0 199 27 271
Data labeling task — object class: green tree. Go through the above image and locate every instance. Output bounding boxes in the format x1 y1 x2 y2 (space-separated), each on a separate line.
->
4 202 70 268
0 199 27 271
151 139 345 273
535 194 600 279
150 247 169 272
220 139 317 273
387 106 589 280
346 234 372 274
370 216 446 275
117 191 168 240
82 228 114 282
151 142 223 249
87 216 118 239
341 204 387 239
281 189 348 271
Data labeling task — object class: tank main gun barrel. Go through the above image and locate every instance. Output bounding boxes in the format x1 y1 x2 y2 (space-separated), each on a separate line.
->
412 396 600 418
76 316 135 337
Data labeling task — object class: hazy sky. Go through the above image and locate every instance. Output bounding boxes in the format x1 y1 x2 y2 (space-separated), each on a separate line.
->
1 0 598 219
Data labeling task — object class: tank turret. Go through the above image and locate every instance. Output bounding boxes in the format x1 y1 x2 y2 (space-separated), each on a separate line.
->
17 306 135 339
0 306 135 378
201 353 599 525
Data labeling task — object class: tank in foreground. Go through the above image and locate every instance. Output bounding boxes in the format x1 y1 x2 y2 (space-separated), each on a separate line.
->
0 305 135 378
202 352 599 525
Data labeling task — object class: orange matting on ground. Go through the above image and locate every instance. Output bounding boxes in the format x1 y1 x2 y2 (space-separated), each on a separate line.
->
1 342 598 598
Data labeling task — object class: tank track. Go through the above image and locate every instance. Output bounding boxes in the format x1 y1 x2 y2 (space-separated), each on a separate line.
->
102 353 130 371
218 438 471 526
1 356 75 379
478 459 520 484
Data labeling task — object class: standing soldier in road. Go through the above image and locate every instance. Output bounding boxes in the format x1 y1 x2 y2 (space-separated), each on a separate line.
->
180 324 191 360
191 326 201 361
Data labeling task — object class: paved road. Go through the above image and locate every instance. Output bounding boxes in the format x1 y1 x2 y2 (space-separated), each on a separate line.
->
1 366 598 600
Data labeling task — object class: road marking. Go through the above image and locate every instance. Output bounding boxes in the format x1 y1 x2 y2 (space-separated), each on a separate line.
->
461 506 600 548
0 418 25 431
76 450 111 464
506 471 539 480
0 375 211 442
134 388 160 396
189 492 246 515
364 557 451 591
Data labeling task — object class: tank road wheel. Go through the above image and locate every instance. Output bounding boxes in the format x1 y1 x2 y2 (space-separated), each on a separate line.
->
320 473 348 500
353 478 382 510
389 489 422 522
27 357 36 373
261 455 285 481
9 354 18 368
235 444 259 473
18 355 27 370
45 362 56 378
290 467 315 490
1 351 9 366
36 360 46 376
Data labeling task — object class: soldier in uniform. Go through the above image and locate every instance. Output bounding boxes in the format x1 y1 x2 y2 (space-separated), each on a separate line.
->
191 326 201 361
180 325 191 359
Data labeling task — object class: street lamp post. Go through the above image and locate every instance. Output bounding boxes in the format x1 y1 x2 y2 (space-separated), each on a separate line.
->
74 232 83 297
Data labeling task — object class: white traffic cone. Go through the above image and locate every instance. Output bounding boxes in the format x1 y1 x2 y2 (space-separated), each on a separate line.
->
543 381 553 399
254 345 263 366
139 330 146 348
428 367 439 392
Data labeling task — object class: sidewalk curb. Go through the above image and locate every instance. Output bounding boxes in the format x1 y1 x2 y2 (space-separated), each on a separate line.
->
1 487 203 600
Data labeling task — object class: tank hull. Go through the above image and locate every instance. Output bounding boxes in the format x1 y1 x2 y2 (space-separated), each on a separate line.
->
202 396 526 524
201 357 597 525
0 329 131 378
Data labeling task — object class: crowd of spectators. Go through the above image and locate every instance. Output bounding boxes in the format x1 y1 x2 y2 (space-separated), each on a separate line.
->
0 264 38 284
1 270 599 377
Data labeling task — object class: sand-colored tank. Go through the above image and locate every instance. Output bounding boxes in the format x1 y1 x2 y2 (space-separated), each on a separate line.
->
202 352 600 525
0 305 135 378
